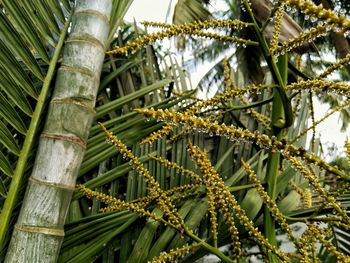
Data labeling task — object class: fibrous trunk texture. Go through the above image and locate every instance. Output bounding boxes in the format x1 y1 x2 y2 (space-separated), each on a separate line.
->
5 1 111 262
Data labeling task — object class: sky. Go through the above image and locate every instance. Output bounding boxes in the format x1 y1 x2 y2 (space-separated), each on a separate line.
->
125 0 349 159
125 0 173 23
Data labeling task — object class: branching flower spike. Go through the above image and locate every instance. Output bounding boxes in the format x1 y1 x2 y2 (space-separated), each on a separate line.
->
135 108 350 181
107 20 257 55
99 122 184 230
283 0 350 31
187 143 288 261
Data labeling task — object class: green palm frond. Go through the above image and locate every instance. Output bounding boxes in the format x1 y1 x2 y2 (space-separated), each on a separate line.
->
172 0 212 50
172 0 211 25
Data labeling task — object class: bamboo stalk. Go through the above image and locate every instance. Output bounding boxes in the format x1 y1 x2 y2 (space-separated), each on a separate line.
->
0 11 72 251
4 1 112 262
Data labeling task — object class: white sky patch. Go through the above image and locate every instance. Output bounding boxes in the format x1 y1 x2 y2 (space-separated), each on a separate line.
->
311 98 348 159
125 0 173 23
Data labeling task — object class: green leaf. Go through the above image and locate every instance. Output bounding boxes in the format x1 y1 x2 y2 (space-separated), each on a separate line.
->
63 212 134 249
148 200 203 260
172 0 211 25
0 177 6 198
240 188 264 220
0 70 33 117
44 0 65 22
0 121 20 156
60 0 72 13
0 93 27 135
0 39 38 99
32 0 60 34
95 79 172 118
276 165 297 196
0 151 13 177
128 208 163 263
333 227 350 254
277 190 300 214
1 0 50 63
0 11 44 80
19 1 54 47
100 61 139 91
60 215 137 263
107 0 134 46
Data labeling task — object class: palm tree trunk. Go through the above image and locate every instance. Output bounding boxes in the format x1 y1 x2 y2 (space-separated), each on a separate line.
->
5 1 112 262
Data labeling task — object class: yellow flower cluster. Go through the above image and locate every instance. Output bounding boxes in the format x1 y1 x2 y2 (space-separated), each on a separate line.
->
188 84 264 113
286 156 350 223
122 183 200 208
190 85 264 112
240 95 272 132
142 19 252 30
187 143 241 257
99 123 184 230
309 224 350 262
150 243 198 263
168 127 192 143
308 181 350 220
167 184 201 202
319 52 350 78
333 182 350 199
107 20 256 56
149 155 203 184
296 223 318 262
242 160 309 256
274 25 327 56
135 108 349 181
289 181 313 209
308 92 317 150
77 184 174 228
345 140 350 163
178 145 219 249
223 58 232 92
287 79 350 95
169 109 225 143
205 179 219 248
303 188 312 209
314 182 350 219
141 84 265 145
169 110 225 143
288 181 304 196
310 242 319 263
283 0 350 30
166 183 199 195
330 221 350 231
219 204 241 257
270 5 285 56
222 59 272 131
76 184 120 204
141 122 175 144
172 90 199 101
187 143 292 260
189 30 254 46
